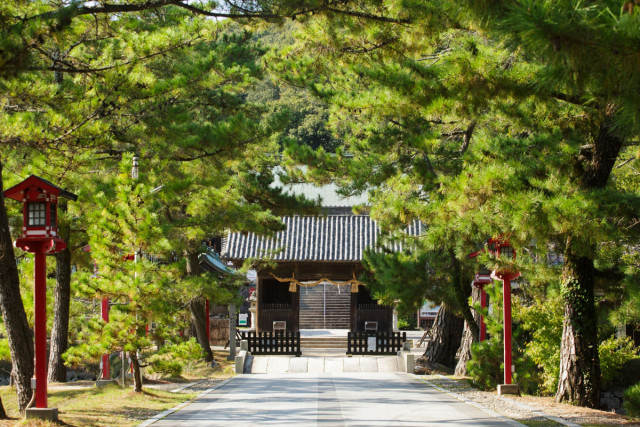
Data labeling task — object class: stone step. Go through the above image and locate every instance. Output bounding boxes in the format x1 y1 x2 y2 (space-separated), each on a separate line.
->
299 314 350 319
300 322 351 329
300 321 350 324
301 338 349 348
300 302 350 306
300 311 350 315
299 287 351 330
247 355 401 374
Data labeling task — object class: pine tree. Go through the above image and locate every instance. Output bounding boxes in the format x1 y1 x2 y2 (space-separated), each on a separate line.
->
1 6 319 403
439 0 640 406
272 0 640 407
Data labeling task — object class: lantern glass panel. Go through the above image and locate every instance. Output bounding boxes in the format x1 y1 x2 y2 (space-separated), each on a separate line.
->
500 246 514 258
27 202 46 226
479 267 491 276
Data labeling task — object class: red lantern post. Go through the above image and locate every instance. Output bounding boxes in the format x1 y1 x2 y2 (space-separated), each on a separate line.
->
472 269 492 342
488 238 521 395
101 298 110 379
4 176 77 420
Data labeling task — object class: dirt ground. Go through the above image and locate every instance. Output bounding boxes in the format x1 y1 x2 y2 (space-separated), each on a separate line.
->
514 394 639 426
419 375 640 426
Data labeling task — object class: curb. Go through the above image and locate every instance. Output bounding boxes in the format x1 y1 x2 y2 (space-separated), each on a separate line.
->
137 377 235 427
409 374 525 427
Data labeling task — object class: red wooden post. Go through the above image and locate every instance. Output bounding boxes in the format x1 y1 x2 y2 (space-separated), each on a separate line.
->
503 277 512 385
101 298 110 380
471 271 491 342
34 248 47 408
205 299 210 343
488 239 520 392
480 288 487 342
4 176 77 417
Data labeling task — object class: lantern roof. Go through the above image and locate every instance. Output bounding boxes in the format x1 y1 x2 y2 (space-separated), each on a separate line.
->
3 175 78 202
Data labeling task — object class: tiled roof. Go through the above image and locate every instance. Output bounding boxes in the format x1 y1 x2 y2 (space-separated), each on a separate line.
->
199 248 234 274
222 215 423 262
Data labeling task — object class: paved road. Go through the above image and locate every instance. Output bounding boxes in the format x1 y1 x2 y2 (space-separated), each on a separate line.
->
152 373 520 426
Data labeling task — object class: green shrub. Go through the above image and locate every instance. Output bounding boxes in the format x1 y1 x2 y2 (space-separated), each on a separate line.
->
173 338 205 362
467 337 540 393
517 292 563 395
467 282 542 395
512 353 542 396
148 356 183 377
468 339 503 390
148 338 205 378
600 336 639 386
624 382 640 417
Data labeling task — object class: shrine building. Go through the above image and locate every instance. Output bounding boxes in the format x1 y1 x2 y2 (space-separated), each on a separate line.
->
221 183 422 333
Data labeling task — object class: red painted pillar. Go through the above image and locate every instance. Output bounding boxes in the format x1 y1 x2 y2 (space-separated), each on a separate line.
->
503 277 512 385
34 249 47 408
480 288 487 342
205 299 210 343
101 298 110 380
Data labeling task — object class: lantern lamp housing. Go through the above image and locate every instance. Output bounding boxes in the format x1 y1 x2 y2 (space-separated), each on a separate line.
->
3 175 78 253
498 245 515 260
474 267 492 284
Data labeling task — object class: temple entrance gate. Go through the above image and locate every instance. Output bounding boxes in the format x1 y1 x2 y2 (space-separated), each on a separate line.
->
299 282 350 329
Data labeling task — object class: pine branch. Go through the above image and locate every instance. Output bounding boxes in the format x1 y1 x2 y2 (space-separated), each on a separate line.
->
18 0 409 29
550 91 596 108
458 121 477 155
340 38 397 54
32 37 201 74
324 7 410 24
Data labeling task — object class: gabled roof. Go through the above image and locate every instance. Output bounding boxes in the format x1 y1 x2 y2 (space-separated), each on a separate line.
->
222 215 423 263
4 175 78 201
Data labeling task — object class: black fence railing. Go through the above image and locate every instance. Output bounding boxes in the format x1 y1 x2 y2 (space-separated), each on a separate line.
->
347 331 406 355
240 331 301 356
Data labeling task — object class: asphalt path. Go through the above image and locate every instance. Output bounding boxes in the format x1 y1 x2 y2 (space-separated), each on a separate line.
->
150 373 520 426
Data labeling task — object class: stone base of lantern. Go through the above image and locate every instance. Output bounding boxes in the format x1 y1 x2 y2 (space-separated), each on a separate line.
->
96 379 117 388
26 407 58 422
497 384 520 395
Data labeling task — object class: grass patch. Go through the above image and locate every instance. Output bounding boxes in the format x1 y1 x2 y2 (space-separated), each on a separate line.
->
180 351 235 380
0 351 236 426
0 384 196 426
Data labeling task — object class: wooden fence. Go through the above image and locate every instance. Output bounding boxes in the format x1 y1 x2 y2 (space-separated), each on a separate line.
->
347 331 406 355
240 331 301 356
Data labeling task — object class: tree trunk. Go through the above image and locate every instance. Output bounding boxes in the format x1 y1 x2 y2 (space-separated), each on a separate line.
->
450 249 479 342
48 202 70 382
185 250 213 363
556 119 623 407
0 159 34 412
555 238 601 407
130 351 143 392
189 297 213 363
421 303 464 368
455 286 482 376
